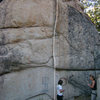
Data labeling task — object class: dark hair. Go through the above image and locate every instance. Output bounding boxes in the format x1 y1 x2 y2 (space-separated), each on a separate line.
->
0 0 3 3
90 74 95 80
58 80 63 85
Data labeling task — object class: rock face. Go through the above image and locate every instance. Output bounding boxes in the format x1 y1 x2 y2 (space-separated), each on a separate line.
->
56 1 99 70
0 67 54 100
97 75 100 100
0 0 100 100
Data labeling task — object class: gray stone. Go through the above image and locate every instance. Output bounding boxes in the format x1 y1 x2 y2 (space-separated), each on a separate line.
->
0 0 100 100
56 70 95 100
27 94 53 100
74 96 90 100
55 2 99 69
0 27 53 75
0 67 54 100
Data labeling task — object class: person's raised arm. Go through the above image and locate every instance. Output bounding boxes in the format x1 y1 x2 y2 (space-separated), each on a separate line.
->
60 89 64 93
88 81 95 88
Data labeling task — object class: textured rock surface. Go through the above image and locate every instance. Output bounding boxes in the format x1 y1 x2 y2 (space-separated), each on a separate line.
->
0 67 54 100
55 1 99 69
0 27 53 75
56 70 95 100
0 0 100 100
28 94 53 100
0 0 55 28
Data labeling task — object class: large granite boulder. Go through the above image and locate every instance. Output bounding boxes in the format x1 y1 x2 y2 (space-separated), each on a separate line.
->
0 0 100 100
55 1 99 69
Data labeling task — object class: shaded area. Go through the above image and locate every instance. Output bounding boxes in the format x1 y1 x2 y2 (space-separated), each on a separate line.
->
68 75 91 95
0 0 3 3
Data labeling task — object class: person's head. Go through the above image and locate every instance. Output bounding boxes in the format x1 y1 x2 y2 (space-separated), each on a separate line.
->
89 75 95 81
58 80 63 85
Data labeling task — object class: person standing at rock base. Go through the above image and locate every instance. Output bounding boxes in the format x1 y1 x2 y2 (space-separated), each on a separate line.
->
88 75 97 100
57 80 64 100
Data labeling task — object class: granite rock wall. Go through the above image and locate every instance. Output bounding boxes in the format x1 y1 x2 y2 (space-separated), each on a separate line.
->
0 0 100 100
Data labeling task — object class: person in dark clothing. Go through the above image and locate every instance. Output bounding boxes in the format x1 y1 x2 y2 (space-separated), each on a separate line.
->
0 0 3 3
57 80 64 100
88 75 97 100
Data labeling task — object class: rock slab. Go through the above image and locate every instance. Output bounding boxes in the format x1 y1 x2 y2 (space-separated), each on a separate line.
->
0 0 100 100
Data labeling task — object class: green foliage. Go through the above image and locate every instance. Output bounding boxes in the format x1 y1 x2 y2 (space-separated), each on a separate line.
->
80 0 100 31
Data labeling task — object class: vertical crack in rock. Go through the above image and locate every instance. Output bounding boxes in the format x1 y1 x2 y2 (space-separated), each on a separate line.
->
53 0 59 99
53 0 58 68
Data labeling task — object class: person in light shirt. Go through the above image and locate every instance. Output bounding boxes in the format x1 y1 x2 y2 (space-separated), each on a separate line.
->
88 75 97 100
57 80 64 100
